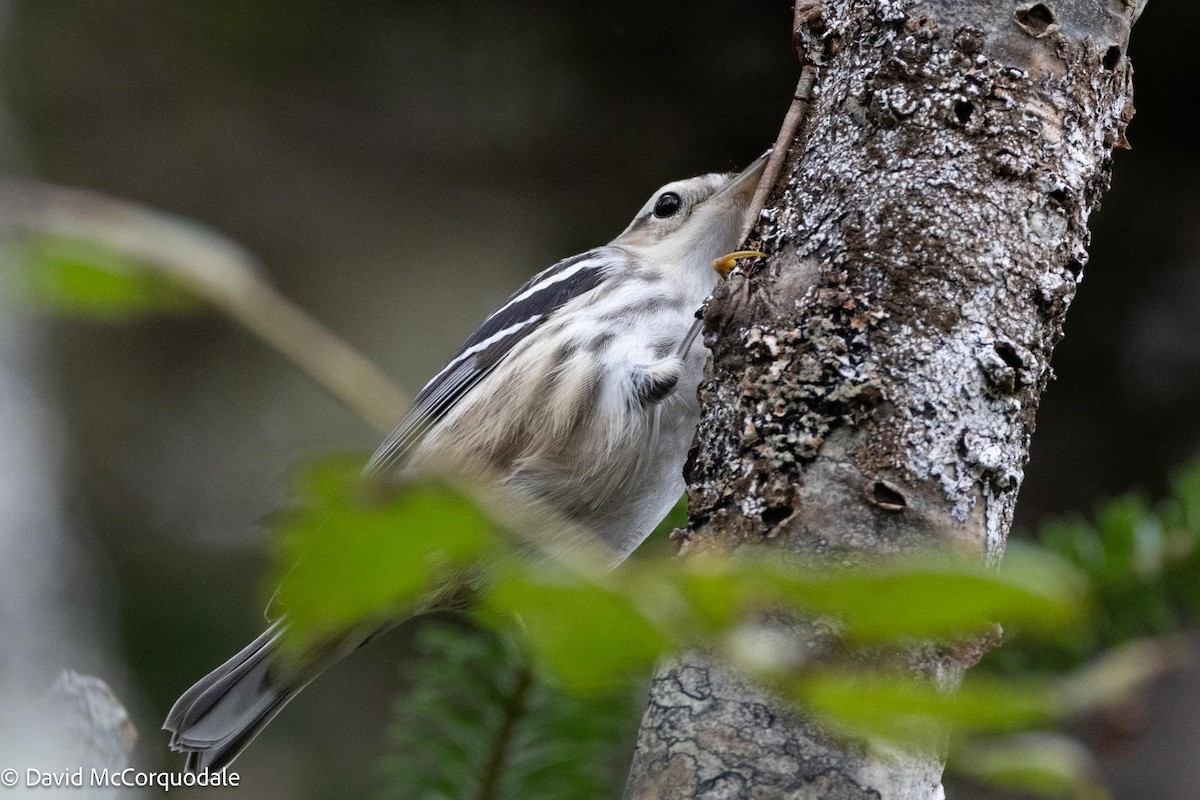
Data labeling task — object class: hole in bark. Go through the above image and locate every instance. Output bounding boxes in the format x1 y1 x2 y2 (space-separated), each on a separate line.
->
1014 3 1057 37
1065 257 1084 278
868 480 907 511
684 442 702 480
994 341 1024 371
762 504 793 531
954 100 974 124
1048 188 1069 207
1103 45 1122 70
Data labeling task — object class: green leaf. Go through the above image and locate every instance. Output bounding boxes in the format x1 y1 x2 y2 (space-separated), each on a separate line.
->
951 734 1103 799
5 236 199 319
1166 464 1200 625
678 544 1086 642
271 459 496 649
1095 495 1163 581
1170 462 1200 532
1041 516 1107 577
797 670 1057 741
484 569 666 691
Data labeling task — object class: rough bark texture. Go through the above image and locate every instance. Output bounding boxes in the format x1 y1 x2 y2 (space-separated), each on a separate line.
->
625 0 1141 797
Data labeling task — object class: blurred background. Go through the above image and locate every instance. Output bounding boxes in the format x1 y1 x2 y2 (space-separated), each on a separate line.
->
0 1 1195 798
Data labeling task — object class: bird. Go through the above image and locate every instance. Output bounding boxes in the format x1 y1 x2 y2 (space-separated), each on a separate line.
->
163 152 769 772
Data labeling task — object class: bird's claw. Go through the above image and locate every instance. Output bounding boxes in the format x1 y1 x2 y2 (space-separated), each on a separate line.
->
712 250 767 277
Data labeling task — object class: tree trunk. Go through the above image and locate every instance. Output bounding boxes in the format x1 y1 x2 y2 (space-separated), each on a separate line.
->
624 0 1142 797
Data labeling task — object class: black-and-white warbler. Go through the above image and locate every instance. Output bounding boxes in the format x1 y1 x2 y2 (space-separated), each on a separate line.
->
164 153 768 771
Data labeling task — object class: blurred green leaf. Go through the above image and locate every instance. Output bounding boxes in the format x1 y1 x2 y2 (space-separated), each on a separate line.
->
798 670 1056 741
257 450 1200 796
1015 460 1200 672
1095 495 1164 581
484 569 666 692
1165 464 1200 625
677 543 1085 642
951 734 1105 799
5 236 199 319
272 459 497 649
1041 516 1108 579
1170 463 1200 533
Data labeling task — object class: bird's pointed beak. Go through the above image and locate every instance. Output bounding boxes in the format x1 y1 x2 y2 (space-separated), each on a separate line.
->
709 151 771 277
712 150 771 204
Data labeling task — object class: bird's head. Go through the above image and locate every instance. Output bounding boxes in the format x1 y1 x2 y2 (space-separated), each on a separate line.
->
613 152 768 277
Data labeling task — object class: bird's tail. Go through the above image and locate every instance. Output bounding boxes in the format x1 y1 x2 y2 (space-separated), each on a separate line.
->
163 621 310 773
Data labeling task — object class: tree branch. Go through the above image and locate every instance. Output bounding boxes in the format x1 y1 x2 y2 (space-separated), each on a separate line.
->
625 0 1142 796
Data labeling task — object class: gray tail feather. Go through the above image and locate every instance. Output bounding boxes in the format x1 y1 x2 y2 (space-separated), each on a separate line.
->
164 620 308 773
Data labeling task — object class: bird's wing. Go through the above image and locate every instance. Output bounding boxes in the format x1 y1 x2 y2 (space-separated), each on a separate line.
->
364 247 621 474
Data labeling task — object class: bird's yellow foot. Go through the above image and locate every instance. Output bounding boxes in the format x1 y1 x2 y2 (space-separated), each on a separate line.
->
712 250 767 277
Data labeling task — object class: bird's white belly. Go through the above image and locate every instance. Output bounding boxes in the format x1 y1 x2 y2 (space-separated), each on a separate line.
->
416 302 712 564
561 337 708 558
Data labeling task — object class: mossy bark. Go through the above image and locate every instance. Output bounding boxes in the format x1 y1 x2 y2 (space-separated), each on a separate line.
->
625 0 1142 797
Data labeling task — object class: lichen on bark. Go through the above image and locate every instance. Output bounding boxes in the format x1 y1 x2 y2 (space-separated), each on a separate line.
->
627 0 1142 797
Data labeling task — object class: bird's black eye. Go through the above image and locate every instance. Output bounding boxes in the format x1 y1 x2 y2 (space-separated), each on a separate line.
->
652 192 682 218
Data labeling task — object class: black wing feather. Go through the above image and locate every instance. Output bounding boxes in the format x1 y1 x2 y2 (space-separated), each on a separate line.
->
364 248 616 474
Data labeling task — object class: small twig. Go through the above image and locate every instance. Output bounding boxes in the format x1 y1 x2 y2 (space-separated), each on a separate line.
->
1058 634 1192 716
0 178 408 432
737 0 825 246
476 659 533 800
740 66 819 244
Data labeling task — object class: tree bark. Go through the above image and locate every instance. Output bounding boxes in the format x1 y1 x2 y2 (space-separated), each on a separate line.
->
625 0 1142 797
